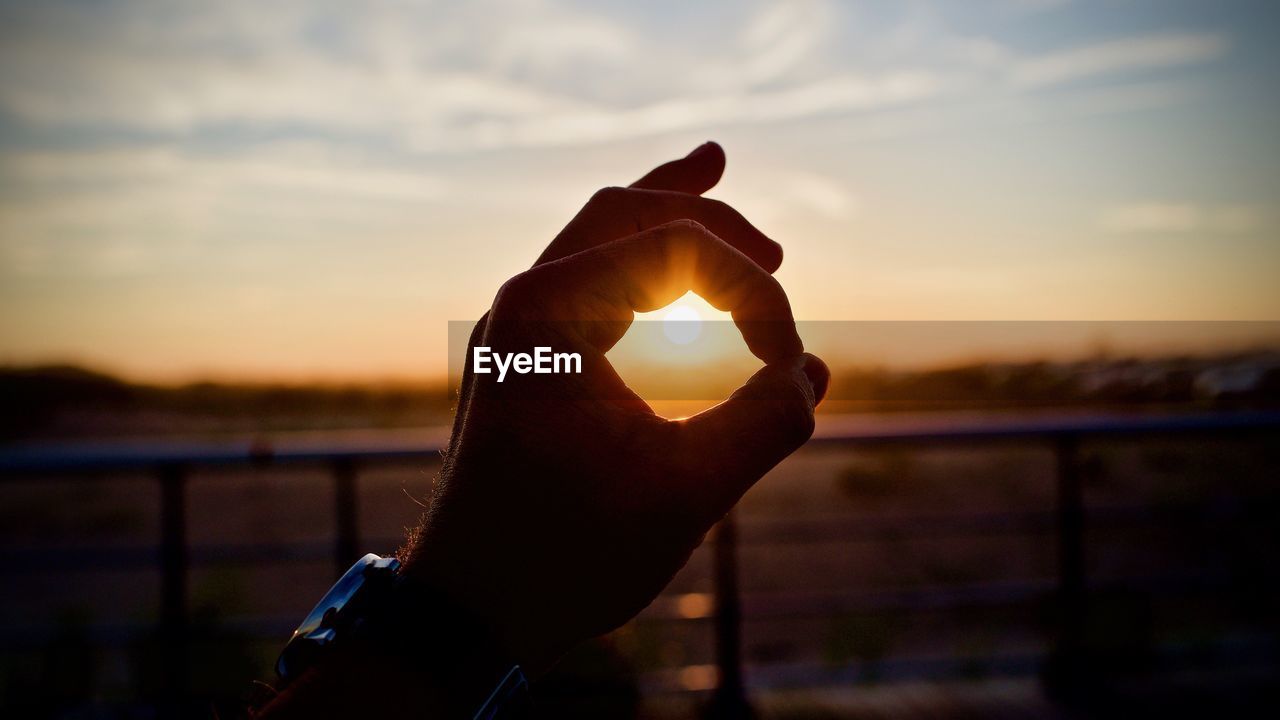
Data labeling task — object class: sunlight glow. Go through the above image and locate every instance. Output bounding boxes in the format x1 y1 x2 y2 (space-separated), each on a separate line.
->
612 292 745 368
603 291 759 414
663 304 702 345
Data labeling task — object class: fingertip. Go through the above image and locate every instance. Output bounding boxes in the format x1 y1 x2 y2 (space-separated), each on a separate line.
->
687 140 724 162
764 239 784 273
631 142 725 194
686 141 726 194
801 353 830 406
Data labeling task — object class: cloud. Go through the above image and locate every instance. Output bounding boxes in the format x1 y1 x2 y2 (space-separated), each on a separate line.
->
0 0 947 153
1001 0 1071 13
1011 32 1228 88
1100 203 1263 235
415 71 942 151
0 2 1237 155
0 142 451 277
2 143 449 209
737 0 835 86
720 170 859 229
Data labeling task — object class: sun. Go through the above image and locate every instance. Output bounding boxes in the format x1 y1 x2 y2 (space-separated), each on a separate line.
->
609 291 745 368
605 291 761 416
662 303 703 345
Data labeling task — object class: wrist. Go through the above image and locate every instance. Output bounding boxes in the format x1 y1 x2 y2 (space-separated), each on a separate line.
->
400 519 568 676
261 620 522 720
260 554 527 719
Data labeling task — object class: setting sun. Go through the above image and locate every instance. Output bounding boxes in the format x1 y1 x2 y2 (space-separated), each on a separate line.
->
663 303 703 345
612 292 747 369
604 292 761 415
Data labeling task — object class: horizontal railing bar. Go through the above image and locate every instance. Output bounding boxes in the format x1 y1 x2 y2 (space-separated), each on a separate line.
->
2 411 1277 476
3 625 1268 700
0 615 300 651
638 633 1280 694
0 445 443 475
638 651 1050 694
739 510 1057 543
642 579 1055 619
5 498 1270 575
734 500 1275 544
806 410 1280 447
1 573 1259 651
0 536 409 573
639 573 1257 621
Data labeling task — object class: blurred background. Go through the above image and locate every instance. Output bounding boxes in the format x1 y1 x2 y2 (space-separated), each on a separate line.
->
2 0 1279 718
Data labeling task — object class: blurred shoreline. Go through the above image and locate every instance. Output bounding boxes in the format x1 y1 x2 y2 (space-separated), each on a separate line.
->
4 349 1278 444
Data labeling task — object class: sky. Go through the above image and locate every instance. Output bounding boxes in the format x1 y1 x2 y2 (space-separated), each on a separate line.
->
1 0 1278 381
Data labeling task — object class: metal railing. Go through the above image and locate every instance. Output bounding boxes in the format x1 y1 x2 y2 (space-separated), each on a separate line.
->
2 410 1279 717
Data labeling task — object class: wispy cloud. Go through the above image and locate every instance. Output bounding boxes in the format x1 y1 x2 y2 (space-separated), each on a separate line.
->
1011 32 1228 88
0 1 945 152
1100 203 1263 235
0 2 1233 154
0 142 451 277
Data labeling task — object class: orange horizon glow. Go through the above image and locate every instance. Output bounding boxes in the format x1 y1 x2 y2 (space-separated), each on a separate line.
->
3 4 1279 382
10 316 1280 388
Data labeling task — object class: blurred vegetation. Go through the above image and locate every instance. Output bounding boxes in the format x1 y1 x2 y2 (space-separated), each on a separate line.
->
5 350 1277 442
827 352 1280 413
0 364 454 441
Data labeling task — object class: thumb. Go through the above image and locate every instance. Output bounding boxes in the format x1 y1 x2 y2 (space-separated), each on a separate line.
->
675 353 830 518
629 141 726 195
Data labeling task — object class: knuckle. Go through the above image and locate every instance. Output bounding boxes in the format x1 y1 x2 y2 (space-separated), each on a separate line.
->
767 275 792 304
589 185 629 207
671 217 706 232
493 270 541 308
702 197 735 217
662 218 710 246
775 381 817 446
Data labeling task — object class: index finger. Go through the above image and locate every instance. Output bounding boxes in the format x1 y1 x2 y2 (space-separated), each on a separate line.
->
502 220 802 364
534 187 782 272
630 141 725 195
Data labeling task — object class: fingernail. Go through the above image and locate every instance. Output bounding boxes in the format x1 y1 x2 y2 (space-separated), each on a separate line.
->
801 354 830 405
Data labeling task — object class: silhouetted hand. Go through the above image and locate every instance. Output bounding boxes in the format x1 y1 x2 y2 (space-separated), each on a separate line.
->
401 142 830 672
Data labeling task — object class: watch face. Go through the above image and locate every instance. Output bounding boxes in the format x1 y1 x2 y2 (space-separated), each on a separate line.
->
291 554 399 644
277 553 401 681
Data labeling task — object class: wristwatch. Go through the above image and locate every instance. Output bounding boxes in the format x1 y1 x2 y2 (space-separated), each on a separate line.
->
276 553 529 719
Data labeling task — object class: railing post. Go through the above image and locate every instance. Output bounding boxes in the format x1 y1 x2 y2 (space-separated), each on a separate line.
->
1045 434 1088 701
706 510 752 720
158 463 188 715
332 457 360 574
